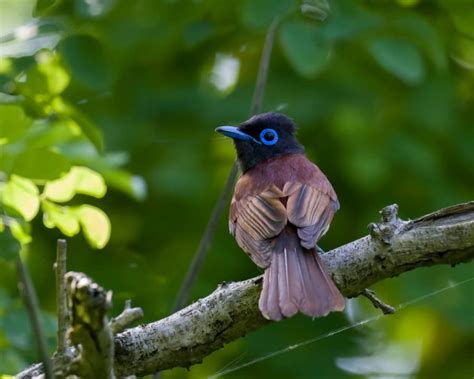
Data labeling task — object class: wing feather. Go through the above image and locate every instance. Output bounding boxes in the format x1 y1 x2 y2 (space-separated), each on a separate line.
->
286 183 336 249
230 155 339 267
231 185 287 268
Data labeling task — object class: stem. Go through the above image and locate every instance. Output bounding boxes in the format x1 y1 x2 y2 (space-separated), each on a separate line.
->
172 162 239 312
250 16 281 116
16 254 54 379
55 239 69 354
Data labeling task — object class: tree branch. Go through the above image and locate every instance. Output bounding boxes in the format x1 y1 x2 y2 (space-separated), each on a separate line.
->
17 201 474 378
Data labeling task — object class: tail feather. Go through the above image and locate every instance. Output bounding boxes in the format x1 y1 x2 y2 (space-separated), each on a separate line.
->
259 254 282 320
278 248 301 318
259 228 345 321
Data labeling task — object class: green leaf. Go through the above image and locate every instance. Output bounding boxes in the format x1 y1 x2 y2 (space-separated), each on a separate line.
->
60 35 112 90
75 205 111 249
0 105 32 144
9 219 32 245
22 56 70 95
23 119 80 150
279 20 331 78
183 22 214 48
43 166 107 202
33 0 57 16
10 147 71 181
101 170 147 201
72 167 107 197
241 0 296 29
368 38 425 84
70 109 104 152
317 1 380 41
391 16 447 70
0 228 20 261
42 201 80 236
45 98 104 152
2 176 40 221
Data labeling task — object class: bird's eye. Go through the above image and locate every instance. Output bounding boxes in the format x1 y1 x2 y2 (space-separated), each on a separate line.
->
259 128 278 146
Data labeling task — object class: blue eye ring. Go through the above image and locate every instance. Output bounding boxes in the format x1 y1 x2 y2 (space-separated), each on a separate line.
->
260 128 278 146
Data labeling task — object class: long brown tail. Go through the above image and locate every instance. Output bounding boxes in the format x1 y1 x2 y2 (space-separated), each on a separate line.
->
259 228 345 321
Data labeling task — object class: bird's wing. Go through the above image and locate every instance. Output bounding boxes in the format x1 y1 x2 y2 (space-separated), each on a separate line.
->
230 185 287 268
283 181 339 249
230 158 339 267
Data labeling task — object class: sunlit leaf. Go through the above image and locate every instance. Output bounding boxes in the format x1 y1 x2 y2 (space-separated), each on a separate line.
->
75 205 111 249
43 173 75 203
22 55 70 95
279 20 331 78
2 176 39 221
42 201 80 236
368 38 425 84
33 0 57 16
43 166 107 202
66 166 106 197
0 105 32 144
8 219 32 245
10 147 71 181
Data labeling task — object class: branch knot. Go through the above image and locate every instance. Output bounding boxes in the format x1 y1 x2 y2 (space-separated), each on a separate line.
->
368 204 406 244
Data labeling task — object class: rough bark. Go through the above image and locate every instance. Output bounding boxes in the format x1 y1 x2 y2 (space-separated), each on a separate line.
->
65 272 115 379
17 202 474 378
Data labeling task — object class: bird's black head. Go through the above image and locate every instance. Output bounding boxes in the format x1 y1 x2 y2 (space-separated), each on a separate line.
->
216 112 304 172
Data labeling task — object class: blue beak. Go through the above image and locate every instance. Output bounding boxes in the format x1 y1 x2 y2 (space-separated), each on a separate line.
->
215 126 260 143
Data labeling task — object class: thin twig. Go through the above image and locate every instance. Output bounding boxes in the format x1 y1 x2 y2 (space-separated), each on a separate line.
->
16 255 54 379
172 16 281 313
361 289 396 315
172 162 238 312
250 16 281 116
110 300 144 334
55 239 69 355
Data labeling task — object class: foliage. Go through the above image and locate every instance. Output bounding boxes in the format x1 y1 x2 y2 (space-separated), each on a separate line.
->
0 0 473 377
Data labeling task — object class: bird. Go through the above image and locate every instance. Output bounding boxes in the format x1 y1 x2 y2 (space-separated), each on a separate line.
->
215 112 345 321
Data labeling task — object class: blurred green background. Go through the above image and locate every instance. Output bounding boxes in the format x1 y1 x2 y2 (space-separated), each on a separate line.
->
0 0 473 378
